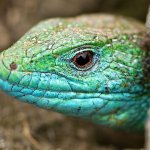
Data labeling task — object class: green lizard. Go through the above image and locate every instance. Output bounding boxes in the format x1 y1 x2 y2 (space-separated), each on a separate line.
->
0 14 149 132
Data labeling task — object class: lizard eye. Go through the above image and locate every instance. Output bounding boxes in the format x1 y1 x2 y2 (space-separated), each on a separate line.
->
72 51 94 70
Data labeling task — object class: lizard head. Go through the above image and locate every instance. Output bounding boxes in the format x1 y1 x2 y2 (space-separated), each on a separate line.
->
0 14 149 131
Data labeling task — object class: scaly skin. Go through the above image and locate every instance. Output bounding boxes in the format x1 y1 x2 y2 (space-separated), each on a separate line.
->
0 14 149 132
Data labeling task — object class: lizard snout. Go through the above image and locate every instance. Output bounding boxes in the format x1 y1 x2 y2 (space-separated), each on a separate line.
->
0 52 10 81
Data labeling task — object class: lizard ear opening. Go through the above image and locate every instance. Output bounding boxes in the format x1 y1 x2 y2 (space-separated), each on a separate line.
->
10 62 18 70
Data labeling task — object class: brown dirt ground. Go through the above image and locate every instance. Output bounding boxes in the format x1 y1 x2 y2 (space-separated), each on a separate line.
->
0 0 149 149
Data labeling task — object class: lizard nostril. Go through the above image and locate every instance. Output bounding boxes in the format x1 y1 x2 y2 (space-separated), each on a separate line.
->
10 62 18 70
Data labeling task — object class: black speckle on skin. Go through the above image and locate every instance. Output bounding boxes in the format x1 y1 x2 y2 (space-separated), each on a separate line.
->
77 106 81 113
105 86 110 93
30 60 34 63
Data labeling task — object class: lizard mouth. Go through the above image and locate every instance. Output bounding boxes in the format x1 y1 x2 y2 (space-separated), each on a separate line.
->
0 55 149 126
0 63 147 105
0 51 148 104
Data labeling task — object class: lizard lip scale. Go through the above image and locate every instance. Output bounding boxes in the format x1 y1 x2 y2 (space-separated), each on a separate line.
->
0 14 149 132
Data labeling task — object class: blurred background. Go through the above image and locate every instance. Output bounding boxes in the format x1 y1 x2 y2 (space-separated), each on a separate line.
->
0 0 149 150
0 0 149 51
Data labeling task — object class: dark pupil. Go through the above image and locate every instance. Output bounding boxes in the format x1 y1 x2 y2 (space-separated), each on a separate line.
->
74 51 93 67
